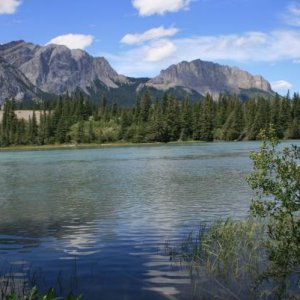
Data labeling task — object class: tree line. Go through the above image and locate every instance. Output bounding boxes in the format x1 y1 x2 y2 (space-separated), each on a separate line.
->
0 91 300 147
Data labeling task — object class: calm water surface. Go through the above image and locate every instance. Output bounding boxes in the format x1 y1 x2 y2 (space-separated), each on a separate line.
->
0 141 298 299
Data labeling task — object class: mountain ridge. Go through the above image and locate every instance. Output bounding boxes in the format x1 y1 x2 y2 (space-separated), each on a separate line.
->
0 40 274 105
145 59 272 100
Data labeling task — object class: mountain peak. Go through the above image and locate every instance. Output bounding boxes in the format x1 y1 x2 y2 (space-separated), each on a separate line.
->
0 40 25 48
147 59 272 99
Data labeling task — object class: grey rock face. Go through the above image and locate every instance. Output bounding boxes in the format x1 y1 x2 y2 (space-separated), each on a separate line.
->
0 57 40 103
0 40 40 68
146 59 272 99
0 40 127 95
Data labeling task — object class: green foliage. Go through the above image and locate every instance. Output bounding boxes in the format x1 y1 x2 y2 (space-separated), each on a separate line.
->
247 126 300 295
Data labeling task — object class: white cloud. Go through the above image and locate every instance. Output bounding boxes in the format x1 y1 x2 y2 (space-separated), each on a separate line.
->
132 0 191 16
234 32 267 47
0 0 21 14
104 39 177 75
121 26 179 45
271 80 293 90
145 40 177 61
107 30 300 77
283 3 300 27
172 31 300 62
46 34 94 50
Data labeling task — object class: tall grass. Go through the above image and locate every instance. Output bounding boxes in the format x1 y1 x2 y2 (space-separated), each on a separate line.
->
168 218 300 299
167 218 275 299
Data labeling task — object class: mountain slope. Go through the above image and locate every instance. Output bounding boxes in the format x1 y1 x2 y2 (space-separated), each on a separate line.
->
0 57 42 103
145 59 273 99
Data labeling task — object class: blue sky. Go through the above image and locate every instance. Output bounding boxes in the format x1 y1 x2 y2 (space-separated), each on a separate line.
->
0 0 299 95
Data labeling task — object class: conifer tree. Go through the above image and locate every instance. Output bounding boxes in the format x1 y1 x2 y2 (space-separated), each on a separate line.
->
199 94 215 141
76 120 85 143
222 98 244 140
181 97 192 140
140 91 152 123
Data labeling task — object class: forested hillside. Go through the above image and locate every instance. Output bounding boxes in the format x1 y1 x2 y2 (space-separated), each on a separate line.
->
0 92 299 147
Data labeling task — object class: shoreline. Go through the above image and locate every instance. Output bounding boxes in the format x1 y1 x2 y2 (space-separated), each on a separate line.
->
1 139 299 153
0 140 205 152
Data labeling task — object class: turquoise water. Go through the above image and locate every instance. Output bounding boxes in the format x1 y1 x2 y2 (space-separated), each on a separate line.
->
0 141 297 299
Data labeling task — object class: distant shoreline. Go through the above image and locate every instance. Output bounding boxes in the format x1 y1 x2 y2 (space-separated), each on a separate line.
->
0 140 206 152
1 139 299 153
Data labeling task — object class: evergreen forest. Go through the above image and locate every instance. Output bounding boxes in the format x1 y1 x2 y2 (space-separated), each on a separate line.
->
1 92 300 147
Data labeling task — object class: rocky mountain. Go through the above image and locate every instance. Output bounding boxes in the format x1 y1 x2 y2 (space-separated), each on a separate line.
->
0 40 274 105
0 40 128 96
145 59 273 100
0 56 42 103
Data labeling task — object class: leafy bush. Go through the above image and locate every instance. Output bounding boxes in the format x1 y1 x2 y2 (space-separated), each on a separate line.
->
247 127 300 297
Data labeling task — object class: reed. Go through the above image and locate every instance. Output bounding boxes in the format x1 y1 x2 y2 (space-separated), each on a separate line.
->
0 265 82 300
167 218 270 299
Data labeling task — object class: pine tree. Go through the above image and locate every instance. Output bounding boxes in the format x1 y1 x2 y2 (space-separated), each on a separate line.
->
180 97 192 140
1 101 17 146
270 94 284 138
244 99 256 138
222 98 244 140
199 94 215 141
249 98 270 140
287 93 300 138
88 121 96 143
280 97 292 137
30 110 38 144
16 119 26 145
192 102 202 140
150 102 169 142
76 120 85 143
215 95 229 128
140 91 152 123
